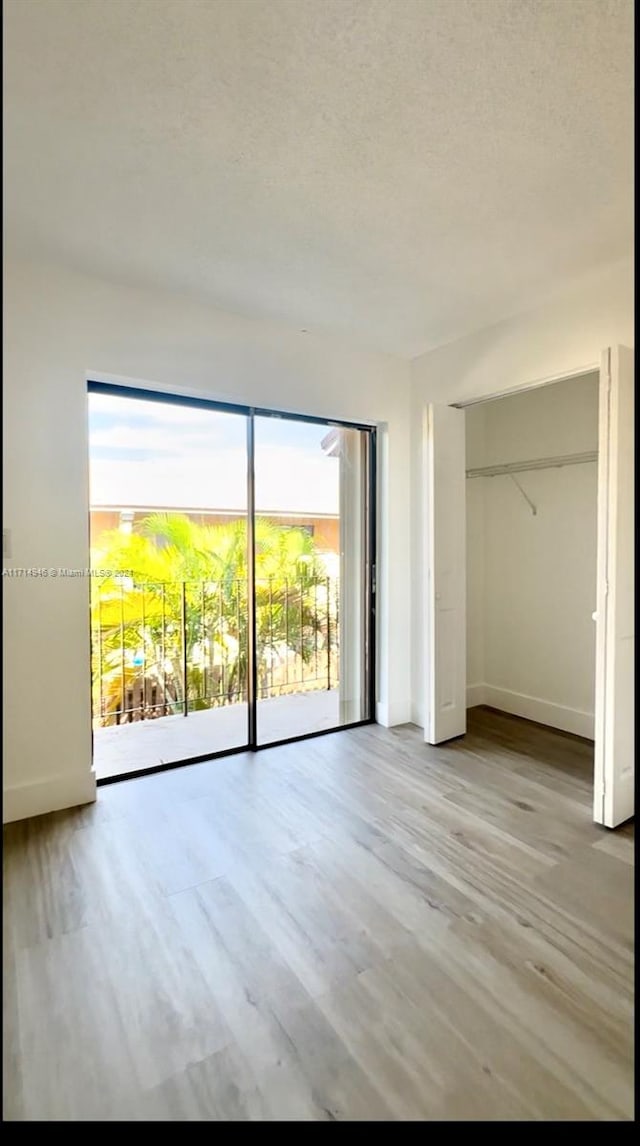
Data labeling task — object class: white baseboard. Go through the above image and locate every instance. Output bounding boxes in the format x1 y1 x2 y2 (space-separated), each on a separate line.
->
375 701 388 726
466 683 488 708
3 769 96 824
376 699 411 728
467 682 594 740
410 701 424 728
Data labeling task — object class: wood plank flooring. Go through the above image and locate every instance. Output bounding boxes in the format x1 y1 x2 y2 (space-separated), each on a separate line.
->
3 707 634 1121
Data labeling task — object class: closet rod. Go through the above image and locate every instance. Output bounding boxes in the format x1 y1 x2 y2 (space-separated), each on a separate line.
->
466 450 597 479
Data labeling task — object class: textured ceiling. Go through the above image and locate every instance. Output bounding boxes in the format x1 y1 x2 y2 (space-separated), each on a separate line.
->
3 0 634 356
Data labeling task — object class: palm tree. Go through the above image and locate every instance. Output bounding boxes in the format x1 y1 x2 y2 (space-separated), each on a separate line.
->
90 514 337 726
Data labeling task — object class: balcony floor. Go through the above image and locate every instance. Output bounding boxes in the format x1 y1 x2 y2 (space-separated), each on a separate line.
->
93 689 340 779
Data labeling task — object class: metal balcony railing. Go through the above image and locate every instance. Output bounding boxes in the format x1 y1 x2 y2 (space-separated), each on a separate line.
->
91 576 340 728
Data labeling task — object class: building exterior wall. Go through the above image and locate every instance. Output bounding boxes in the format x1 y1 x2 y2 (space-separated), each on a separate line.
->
89 509 340 556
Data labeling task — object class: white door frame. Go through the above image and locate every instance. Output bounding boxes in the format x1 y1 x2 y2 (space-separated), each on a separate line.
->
423 403 467 744
424 350 633 827
592 346 635 827
450 362 600 411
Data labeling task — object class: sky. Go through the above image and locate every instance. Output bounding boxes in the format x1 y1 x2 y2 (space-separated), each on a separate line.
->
88 392 340 515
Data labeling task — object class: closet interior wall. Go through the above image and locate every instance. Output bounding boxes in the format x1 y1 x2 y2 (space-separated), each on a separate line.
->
465 372 600 740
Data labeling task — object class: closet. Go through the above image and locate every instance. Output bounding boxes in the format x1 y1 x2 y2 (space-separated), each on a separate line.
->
464 372 600 743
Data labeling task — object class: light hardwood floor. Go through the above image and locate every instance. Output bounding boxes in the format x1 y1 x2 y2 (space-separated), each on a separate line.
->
3 707 634 1121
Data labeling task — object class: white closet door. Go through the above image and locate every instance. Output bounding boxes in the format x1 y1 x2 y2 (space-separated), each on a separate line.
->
423 403 466 743
593 346 634 828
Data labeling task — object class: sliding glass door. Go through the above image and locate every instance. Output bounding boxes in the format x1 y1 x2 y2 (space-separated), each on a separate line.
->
88 382 375 781
254 415 374 745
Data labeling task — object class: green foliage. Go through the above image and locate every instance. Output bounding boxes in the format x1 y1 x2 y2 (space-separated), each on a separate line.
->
90 514 337 724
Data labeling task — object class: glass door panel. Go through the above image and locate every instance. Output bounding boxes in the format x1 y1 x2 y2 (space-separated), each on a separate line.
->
253 415 373 746
88 388 250 779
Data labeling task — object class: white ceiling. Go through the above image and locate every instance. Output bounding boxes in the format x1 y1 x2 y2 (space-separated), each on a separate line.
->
3 0 634 356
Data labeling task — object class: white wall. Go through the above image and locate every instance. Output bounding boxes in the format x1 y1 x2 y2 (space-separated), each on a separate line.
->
3 252 634 818
410 255 633 727
465 375 599 737
2 257 411 822
464 405 487 696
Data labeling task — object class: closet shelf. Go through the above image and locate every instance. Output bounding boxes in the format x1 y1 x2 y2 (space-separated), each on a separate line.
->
466 450 598 479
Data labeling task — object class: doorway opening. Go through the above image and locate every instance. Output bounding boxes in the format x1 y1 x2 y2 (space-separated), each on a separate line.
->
87 382 376 782
463 371 599 804
425 346 633 828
